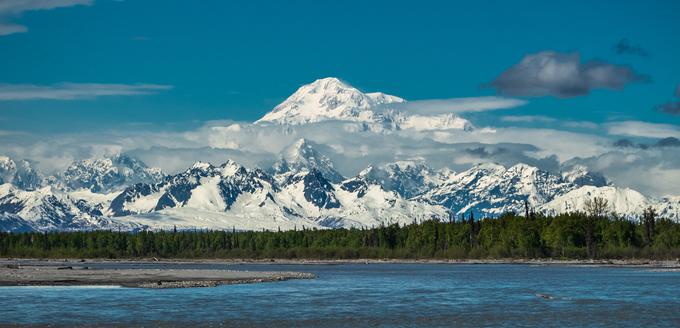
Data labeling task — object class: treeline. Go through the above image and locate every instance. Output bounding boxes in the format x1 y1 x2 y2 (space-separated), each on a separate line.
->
2 211 680 260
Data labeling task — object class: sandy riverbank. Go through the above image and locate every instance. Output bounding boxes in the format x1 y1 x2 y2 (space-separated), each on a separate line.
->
3 257 680 268
0 261 316 288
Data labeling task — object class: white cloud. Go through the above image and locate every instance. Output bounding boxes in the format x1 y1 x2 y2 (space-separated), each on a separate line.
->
0 83 172 101
1 116 678 197
566 148 680 198
500 115 556 123
0 0 91 36
562 121 599 129
605 121 680 139
0 23 26 36
0 119 602 176
388 96 527 115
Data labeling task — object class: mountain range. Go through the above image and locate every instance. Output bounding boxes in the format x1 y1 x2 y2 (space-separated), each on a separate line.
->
1 77 678 232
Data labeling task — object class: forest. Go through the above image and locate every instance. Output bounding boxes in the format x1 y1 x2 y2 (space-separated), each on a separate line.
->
2 203 679 260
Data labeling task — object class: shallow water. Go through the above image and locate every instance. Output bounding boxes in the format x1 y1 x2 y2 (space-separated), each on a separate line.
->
1 263 679 327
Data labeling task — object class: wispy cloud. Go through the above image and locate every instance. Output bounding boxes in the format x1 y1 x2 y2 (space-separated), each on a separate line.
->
490 51 647 98
657 84 680 116
500 115 556 123
659 102 680 115
388 97 527 115
612 38 649 57
0 83 173 101
613 137 680 149
605 121 680 139
0 0 91 36
562 121 599 130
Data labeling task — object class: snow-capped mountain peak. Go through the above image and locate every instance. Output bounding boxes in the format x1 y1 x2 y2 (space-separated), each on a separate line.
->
365 92 405 105
561 165 609 187
220 159 245 176
272 138 344 183
190 161 214 171
255 77 474 131
0 156 44 190
419 162 577 217
57 154 164 193
255 77 404 125
356 160 454 198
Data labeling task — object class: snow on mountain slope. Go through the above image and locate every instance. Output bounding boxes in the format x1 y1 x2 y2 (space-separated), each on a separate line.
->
3 153 676 231
539 186 679 221
256 77 404 125
278 169 341 214
254 77 472 131
327 182 450 228
109 160 277 216
356 160 455 198
116 207 323 231
0 183 126 231
417 163 580 217
657 197 680 221
0 213 34 232
275 168 449 228
0 156 44 190
561 165 609 187
105 157 452 230
539 186 649 216
271 138 344 183
57 154 164 193
0 157 13 184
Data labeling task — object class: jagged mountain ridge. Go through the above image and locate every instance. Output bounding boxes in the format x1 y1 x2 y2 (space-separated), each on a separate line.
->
1 141 678 232
356 160 456 198
0 184 130 231
106 158 447 230
416 163 609 218
271 138 345 183
57 154 165 193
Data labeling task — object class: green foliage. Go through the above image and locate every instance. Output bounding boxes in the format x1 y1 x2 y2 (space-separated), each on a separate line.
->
1 213 679 259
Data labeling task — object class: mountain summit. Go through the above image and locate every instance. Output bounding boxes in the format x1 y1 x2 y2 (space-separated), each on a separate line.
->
255 77 405 125
272 138 344 183
255 77 471 130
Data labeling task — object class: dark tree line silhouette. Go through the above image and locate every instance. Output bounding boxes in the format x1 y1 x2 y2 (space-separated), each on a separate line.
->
2 207 679 260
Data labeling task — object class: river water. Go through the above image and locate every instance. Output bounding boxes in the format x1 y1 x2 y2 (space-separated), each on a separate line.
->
1 263 679 327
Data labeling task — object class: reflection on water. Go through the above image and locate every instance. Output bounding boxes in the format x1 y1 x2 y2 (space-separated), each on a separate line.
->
1 263 679 327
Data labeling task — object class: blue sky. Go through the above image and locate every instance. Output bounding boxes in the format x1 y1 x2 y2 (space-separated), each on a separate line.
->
1 0 679 133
